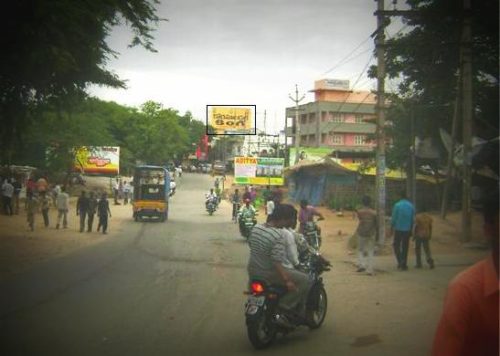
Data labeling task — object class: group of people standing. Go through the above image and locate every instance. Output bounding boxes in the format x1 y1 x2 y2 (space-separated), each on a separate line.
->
76 191 112 234
112 178 133 206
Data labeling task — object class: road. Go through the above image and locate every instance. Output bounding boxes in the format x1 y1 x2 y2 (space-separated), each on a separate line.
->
0 173 486 356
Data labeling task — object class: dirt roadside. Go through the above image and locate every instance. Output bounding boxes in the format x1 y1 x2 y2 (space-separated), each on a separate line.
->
0 197 133 282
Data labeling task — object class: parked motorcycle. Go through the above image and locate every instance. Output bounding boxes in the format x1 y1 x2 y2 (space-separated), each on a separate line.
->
303 218 323 249
244 252 331 349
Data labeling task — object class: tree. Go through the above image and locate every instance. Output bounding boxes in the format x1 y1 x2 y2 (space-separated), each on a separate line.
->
371 0 498 169
0 0 162 163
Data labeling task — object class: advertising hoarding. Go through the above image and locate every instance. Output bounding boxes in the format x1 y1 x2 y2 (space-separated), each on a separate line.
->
288 147 333 166
234 156 284 186
74 146 120 175
207 105 256 135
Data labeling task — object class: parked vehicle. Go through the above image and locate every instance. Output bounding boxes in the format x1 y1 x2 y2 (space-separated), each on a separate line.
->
212 160 226 175
244 252 331 349
132 165 170 222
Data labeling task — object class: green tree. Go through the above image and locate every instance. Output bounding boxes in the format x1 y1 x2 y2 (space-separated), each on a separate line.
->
0 0 162 163
370 0 498 169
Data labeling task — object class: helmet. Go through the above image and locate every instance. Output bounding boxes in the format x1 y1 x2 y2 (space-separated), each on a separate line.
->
244 198 251 203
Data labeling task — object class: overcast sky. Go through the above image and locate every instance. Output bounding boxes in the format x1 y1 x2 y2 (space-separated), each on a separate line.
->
90 0 406 134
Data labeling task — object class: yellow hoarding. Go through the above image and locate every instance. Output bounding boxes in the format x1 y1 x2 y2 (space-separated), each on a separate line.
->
74 146 120 175
208 106 255 134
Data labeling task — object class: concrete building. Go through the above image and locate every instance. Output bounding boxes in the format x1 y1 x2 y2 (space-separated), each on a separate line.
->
285 79 377 164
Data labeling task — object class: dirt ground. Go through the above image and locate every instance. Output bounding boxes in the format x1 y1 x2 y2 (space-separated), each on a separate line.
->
0 173 488 283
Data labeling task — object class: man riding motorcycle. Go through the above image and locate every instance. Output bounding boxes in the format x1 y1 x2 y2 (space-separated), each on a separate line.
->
247 204 310 314
205 188 218 210
238 198 257 236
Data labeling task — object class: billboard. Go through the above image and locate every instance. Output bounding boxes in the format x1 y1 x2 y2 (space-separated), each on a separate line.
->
207 105 256 135
74 146 120 175
234 157 284 186
288 147 333 166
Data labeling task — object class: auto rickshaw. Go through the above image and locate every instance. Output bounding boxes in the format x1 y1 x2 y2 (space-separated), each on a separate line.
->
132 165 170 222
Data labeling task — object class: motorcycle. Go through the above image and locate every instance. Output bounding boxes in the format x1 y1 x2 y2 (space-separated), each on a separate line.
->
206 197 217 215
238 213 257 239
244 252 331 349
303 218 323 250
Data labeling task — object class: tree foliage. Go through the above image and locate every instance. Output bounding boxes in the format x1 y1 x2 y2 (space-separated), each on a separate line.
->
371 0 498 169
0 0 162 163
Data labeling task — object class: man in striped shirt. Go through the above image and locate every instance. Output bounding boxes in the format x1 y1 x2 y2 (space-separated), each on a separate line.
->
247 204 310 312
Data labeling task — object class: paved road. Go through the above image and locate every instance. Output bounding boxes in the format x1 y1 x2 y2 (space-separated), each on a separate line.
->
0 173 486 356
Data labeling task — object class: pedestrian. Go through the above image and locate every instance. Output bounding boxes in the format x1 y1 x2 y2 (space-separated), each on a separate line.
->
123 181 131 205
39 191 50 227
390 191 415 271
87 191 98 232
26 191 38 231
56 186 69 229
36 176 48 194
414 210 435 269
242 186 251 201
26 177 36 195
76 190 90 233
266 196 275 222
355 196 378 276
52 184 61 207
11 177 22 214
249 185 257 203
1 178 14 215
113 178 120 205
118 179 124 200
432 187 498 356
97 193 112 234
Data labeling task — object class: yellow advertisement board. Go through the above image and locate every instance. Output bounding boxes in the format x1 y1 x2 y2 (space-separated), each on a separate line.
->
74 146 120 175
208 106 255 135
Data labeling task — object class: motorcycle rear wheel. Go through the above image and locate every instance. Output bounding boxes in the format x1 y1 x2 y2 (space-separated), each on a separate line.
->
306 285 327 329
247 313 276 349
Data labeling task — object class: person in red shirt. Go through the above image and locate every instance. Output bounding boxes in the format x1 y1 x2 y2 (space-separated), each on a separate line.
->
432 188 499 356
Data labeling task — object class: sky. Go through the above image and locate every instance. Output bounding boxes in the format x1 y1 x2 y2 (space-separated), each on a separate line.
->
90 0 406 134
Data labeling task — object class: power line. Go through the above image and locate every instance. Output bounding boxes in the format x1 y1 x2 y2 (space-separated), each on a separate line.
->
322 35 373 75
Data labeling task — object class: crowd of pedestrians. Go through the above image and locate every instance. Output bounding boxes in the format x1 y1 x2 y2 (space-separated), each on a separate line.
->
1 174 114 234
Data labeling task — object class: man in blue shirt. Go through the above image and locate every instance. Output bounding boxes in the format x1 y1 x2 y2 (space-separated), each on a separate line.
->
391 191 415 271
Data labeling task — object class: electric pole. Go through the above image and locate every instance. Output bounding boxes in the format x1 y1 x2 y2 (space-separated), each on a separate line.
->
289 84 306 165
461 0 472 242
375 0 387 245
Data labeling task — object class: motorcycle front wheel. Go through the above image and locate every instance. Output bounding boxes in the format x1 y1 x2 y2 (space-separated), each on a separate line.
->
306 285 327 329
246 311 277 349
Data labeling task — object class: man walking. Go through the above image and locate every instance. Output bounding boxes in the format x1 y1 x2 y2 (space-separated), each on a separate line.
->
56 186 69 229
1 178 14 215
76 191 90 233
355 196 378 275
391 191 415 271
26 191 38 231
87 191 98 232
40 191 50 227
97 193 112 234
11 178 21 214
414 210 435 269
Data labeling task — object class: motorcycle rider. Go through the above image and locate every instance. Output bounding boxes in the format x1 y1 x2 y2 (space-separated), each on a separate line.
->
247 204 310 316
238 198 256 235
298 199 324 235
205 188 218 210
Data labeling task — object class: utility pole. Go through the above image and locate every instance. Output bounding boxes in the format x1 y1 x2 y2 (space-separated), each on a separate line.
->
461 0 472 242
375 0 387 246
289 84 306 164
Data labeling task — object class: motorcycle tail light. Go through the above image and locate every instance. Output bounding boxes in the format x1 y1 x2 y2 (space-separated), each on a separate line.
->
251 282 265 294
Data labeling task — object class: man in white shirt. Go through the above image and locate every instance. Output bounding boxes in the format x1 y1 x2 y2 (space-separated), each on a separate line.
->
2 179 14 215
56 186 70 229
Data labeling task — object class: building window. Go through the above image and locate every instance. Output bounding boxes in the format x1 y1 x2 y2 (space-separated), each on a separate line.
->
309 134 316 144
354 135 366 145
332 113 343 123
321 133 327 143
355 114 364 123
332 134 343 144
